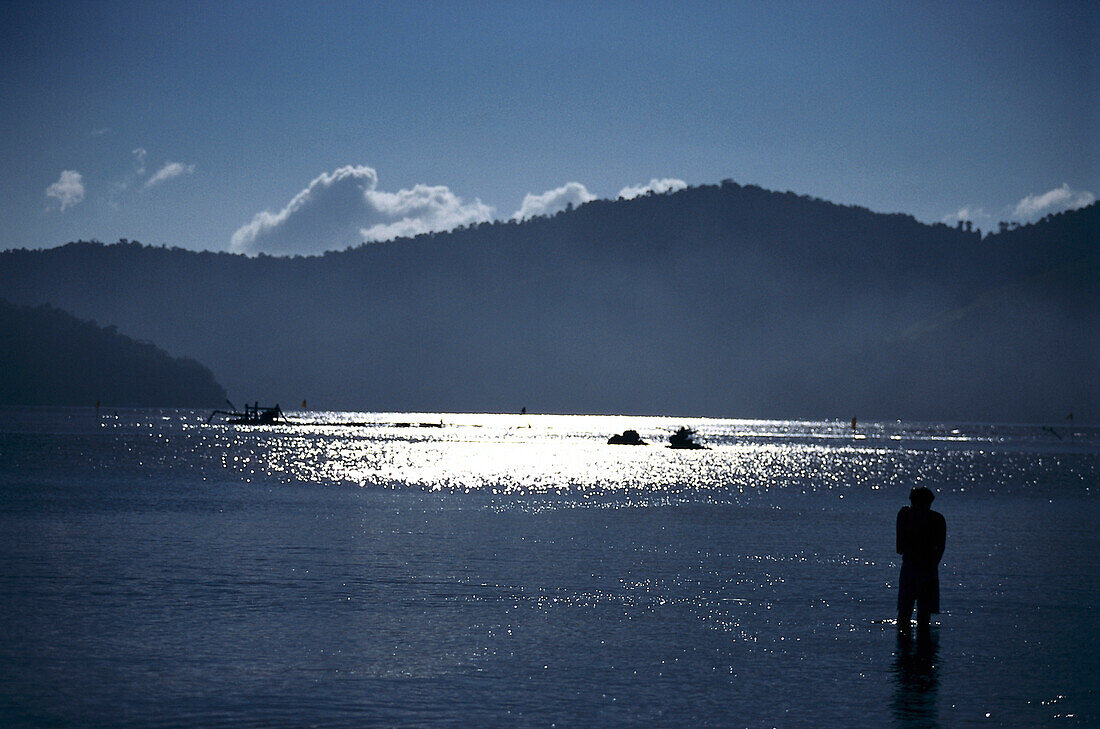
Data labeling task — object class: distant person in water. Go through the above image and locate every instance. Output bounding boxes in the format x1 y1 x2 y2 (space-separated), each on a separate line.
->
896 486 946 632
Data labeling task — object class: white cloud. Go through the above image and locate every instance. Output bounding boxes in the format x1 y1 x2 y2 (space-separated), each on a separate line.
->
230 165 494 256
45 170 85 211
513 182 595 221
360 184 494 242
617 177 687 200
940 206 989 227
132 148 147 176
145 161 195 188
1012 183 1095 222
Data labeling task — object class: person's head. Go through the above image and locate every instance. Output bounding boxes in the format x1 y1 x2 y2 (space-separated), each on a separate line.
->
909 486 935 509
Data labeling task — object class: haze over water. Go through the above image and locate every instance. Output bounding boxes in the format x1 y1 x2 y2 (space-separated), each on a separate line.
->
1 409 1096 727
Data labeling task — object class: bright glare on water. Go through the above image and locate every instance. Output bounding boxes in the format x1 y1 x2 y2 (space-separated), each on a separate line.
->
0 408 1096 728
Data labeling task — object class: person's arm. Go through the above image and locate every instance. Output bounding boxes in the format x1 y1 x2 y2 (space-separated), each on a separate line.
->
933 513 946 563
896 508 906 555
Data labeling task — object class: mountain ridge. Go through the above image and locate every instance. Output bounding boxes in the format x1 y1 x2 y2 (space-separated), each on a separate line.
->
1 181 1095 422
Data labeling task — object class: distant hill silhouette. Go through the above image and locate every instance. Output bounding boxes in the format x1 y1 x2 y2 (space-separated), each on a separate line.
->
0 299 226 407
0 182 1095 422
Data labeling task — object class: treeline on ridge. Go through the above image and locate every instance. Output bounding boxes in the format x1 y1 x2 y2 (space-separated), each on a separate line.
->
0 180 1095 421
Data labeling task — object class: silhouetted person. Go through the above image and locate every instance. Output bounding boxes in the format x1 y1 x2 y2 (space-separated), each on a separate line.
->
896 486 946 632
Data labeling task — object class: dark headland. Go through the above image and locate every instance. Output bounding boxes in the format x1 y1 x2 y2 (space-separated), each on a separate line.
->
0 298 226 407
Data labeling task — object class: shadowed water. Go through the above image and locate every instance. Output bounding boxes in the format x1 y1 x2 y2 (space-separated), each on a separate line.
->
0 409 1096 727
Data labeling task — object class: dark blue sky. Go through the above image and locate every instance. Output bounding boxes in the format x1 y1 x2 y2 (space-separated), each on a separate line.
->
2 0 1095 254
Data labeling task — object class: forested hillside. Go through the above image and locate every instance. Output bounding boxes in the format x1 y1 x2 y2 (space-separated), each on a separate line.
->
0 299 226 406
1 181 1095 421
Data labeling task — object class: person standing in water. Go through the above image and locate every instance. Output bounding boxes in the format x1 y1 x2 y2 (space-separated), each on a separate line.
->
896 486 946 632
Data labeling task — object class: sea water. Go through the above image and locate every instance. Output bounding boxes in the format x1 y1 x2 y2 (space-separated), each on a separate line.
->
0 408 1096 728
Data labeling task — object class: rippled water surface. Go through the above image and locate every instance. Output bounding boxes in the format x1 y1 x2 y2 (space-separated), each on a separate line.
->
1 409 1096 727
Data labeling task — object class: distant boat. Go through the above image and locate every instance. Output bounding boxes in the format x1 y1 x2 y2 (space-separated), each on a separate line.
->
608 429 646 445
207 401 286 425
668 426 707 449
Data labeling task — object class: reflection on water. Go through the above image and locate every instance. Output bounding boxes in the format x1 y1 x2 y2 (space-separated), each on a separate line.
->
0 409 1097 727
147 411 1099 499
892 629 940 728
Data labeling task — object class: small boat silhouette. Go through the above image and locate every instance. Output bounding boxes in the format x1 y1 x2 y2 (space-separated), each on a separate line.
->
607 429 646 445
668 426 706 449
207 401 286 425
